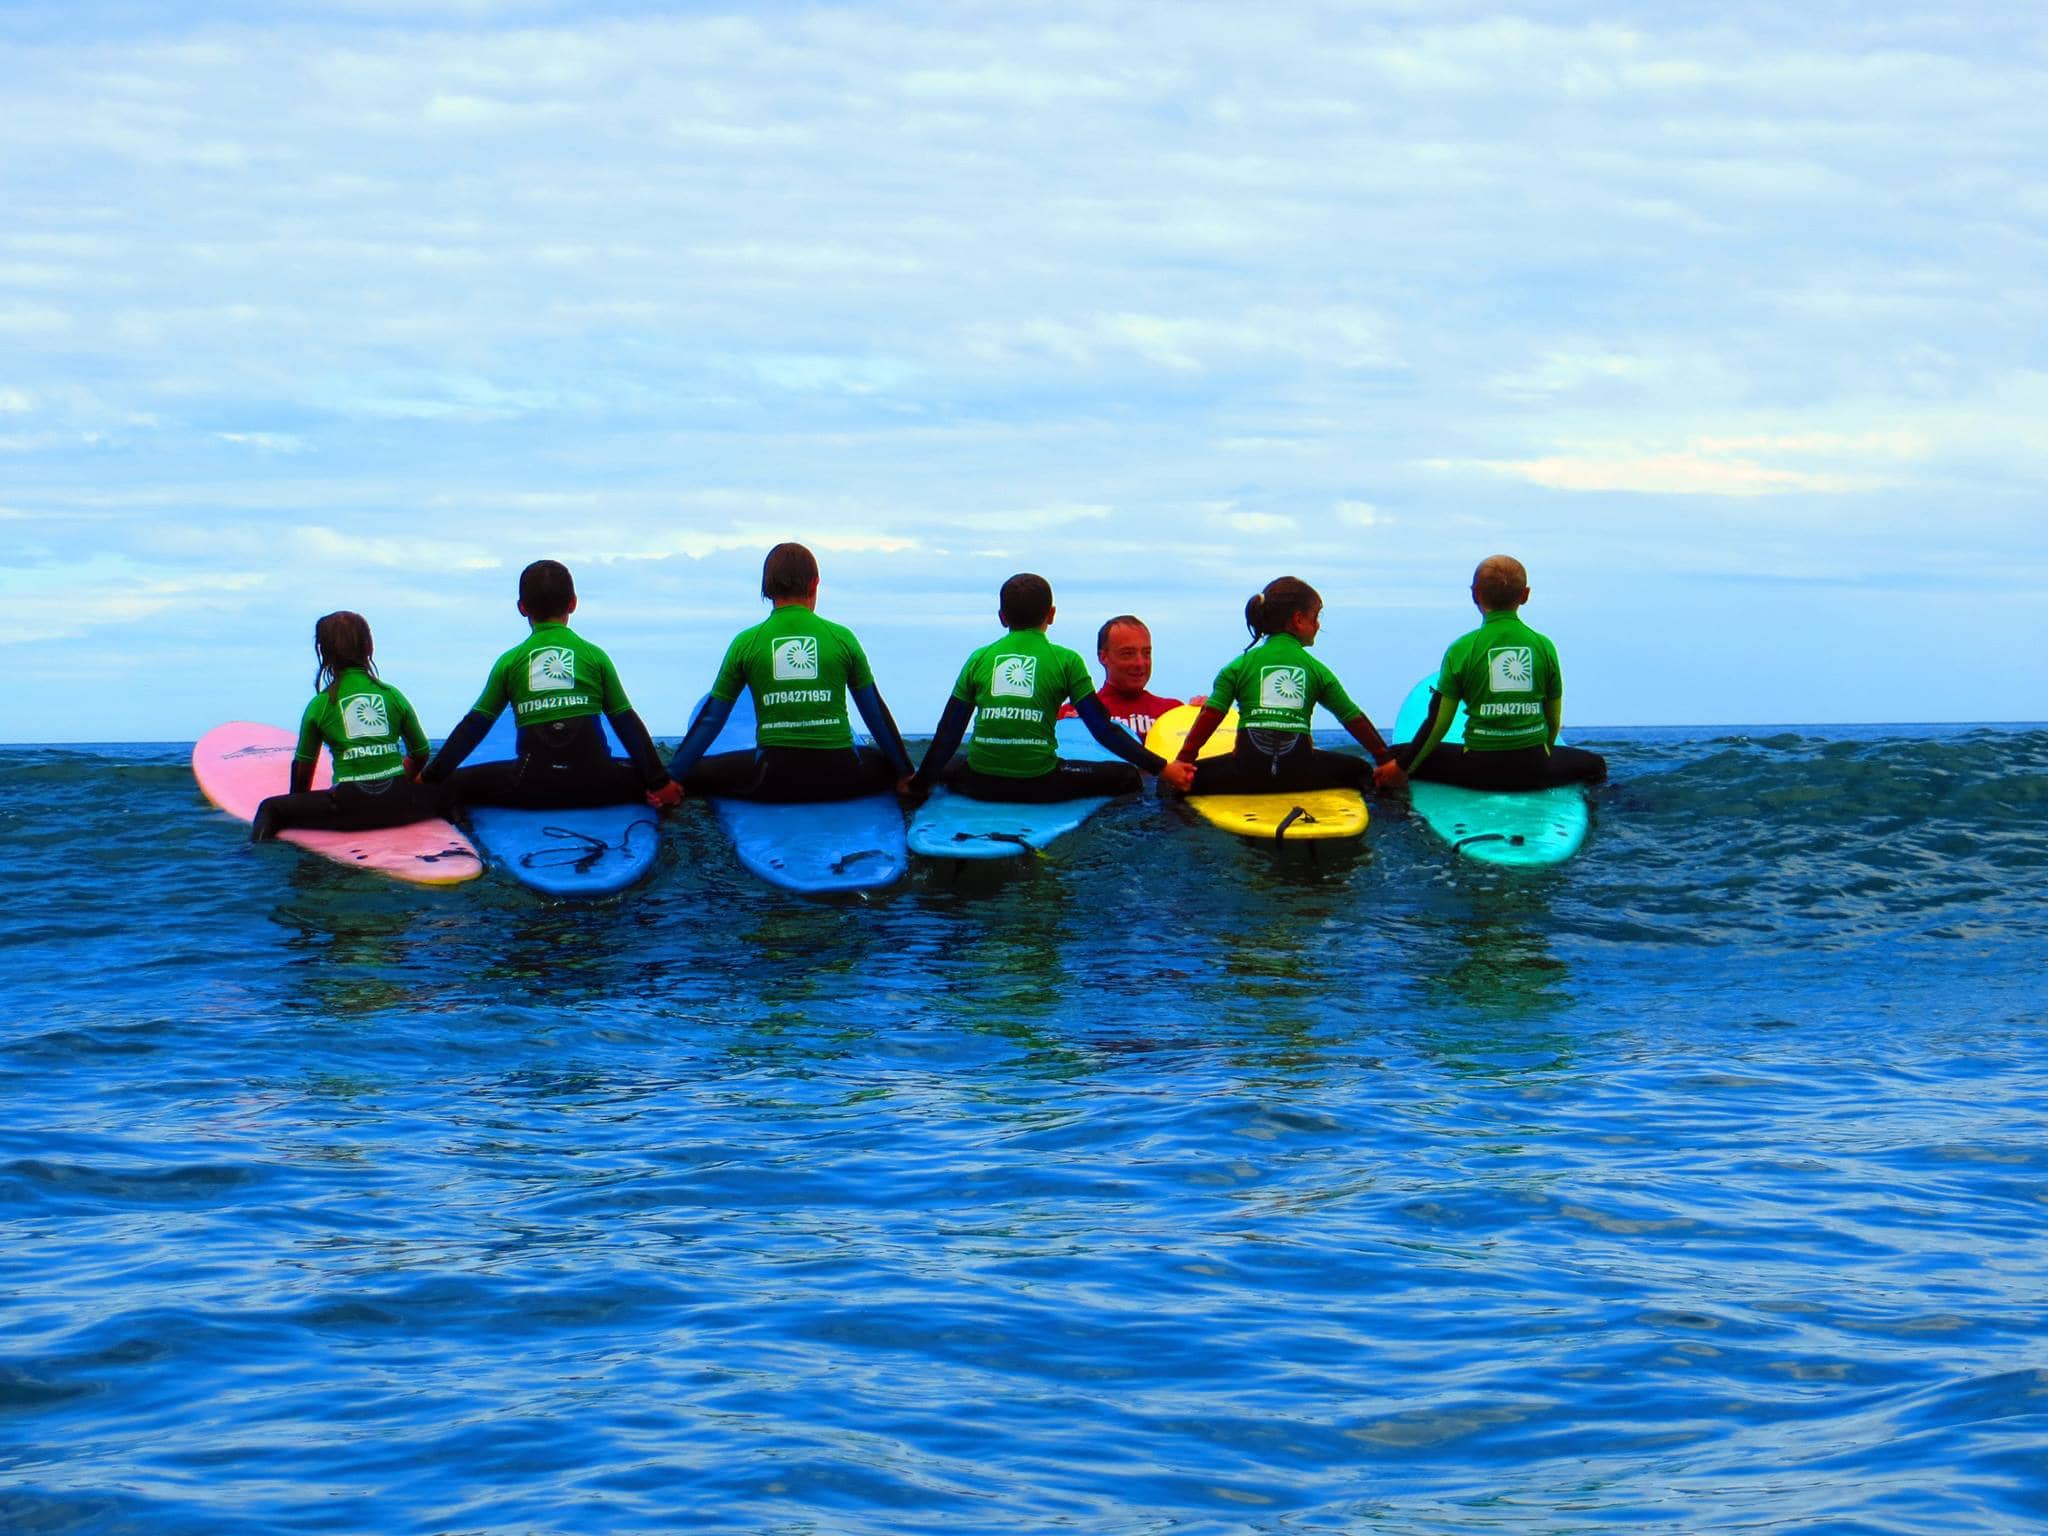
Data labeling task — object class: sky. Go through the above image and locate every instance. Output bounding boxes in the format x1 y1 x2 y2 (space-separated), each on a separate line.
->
3 0 2044 740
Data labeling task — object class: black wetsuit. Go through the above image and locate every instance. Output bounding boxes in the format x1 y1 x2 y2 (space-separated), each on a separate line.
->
1188 729 1374 795
911 693 1154 804
1398 738 1607 790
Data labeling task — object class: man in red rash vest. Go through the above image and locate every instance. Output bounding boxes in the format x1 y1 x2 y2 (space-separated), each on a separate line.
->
1055 614 1193 738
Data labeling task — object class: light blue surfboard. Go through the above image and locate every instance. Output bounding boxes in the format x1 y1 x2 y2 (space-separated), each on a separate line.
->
906 718 1121 860
695 693 908 894
465 714 661 897
1394 677 1590 867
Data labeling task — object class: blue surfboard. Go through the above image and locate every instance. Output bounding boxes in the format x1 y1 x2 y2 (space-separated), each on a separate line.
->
464 714 662 896
694 693 908 894
906 718 1121 860
1393 677 1589 867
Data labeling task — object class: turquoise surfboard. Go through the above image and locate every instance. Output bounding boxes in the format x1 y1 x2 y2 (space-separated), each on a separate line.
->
1393 677 1590 867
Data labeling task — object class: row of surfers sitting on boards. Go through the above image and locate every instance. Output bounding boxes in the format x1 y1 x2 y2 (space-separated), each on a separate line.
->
249 544 1609 841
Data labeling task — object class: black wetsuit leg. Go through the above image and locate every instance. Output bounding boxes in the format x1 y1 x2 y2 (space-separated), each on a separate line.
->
940 754 1142 803
681 749 767 798
452 718 650 810
1400 741 1607 789
1187 731 1372 795
754 746 897 802
251 777 457 840
682 745 896 803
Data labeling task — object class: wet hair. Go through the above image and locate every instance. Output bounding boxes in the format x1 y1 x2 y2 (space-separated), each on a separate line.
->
519 559 576 620
1096 614 1147 655
1472 555 1529 611
313 611 376 700
1244 576 1320 646
999 573 1054 630
762 542 820 600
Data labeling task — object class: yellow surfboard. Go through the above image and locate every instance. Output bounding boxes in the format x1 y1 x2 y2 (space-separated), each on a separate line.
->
1145 705 1369 842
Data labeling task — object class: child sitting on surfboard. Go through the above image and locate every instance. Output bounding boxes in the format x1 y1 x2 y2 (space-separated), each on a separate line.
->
664 542 915 801
1172 577 1405 794
1396 555 1607 789
903 573 1196 803
250 611 457 841
420 559 681 811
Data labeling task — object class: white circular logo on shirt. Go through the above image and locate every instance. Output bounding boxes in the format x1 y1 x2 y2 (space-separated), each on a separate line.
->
529 647 577 692
773 637 820 680
340 693 389 739
1488 647 1535 692
993 655 1038 698
1259 666 1307 709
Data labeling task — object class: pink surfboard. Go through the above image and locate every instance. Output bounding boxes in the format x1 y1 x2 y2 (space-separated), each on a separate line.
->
192 721 483 886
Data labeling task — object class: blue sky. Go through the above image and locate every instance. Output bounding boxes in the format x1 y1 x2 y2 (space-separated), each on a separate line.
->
4 0 2044 740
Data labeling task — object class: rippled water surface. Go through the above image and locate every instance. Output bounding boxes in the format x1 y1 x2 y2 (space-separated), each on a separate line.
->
4 725 2047 1534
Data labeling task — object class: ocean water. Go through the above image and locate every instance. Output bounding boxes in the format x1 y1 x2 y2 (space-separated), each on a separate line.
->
4 723 2047 1535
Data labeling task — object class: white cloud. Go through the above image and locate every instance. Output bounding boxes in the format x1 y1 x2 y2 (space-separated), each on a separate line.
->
1336 502 1391 527
1494 351 1653 399
955 503 1109 531
0 304 71 335
0 559 267 646
960 307 1396 376
292 526 501 573
1477 450 1887 497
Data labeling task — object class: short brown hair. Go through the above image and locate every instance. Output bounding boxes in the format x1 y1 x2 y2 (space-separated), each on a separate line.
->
762 542 820 599
519 559 576 619
999 573 1054 629
1096 614 1146 654
1472 555 1528 611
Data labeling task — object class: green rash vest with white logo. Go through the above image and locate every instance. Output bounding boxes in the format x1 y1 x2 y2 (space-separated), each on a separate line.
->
1204 634 1362 735
472 621 632 727
951 629 1097 778
711 606 874 751
1435 609 1561 751
295 669 428 784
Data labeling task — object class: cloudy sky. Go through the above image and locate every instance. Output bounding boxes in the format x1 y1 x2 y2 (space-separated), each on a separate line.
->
4 0 2044 740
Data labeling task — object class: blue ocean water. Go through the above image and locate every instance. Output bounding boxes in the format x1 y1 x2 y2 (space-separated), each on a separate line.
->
4 723 2046 1535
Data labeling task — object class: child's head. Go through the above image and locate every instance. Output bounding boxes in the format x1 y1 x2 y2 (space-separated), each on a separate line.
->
762 542 820 600
999 573 1054 631
1245 576 1321 646
313 610 375 697
1471 555 1530 614
518 559 576 622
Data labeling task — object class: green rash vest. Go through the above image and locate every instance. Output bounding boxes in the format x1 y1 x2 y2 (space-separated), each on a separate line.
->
1204 634 1363 735
711 606 873 750
472 620 632 727
295 669 428 784
952 629 1097 778
1435 609 1561 752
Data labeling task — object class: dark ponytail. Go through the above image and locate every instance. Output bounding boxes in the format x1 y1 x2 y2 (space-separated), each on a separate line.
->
1243 577 1320 648
313 611 376 701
